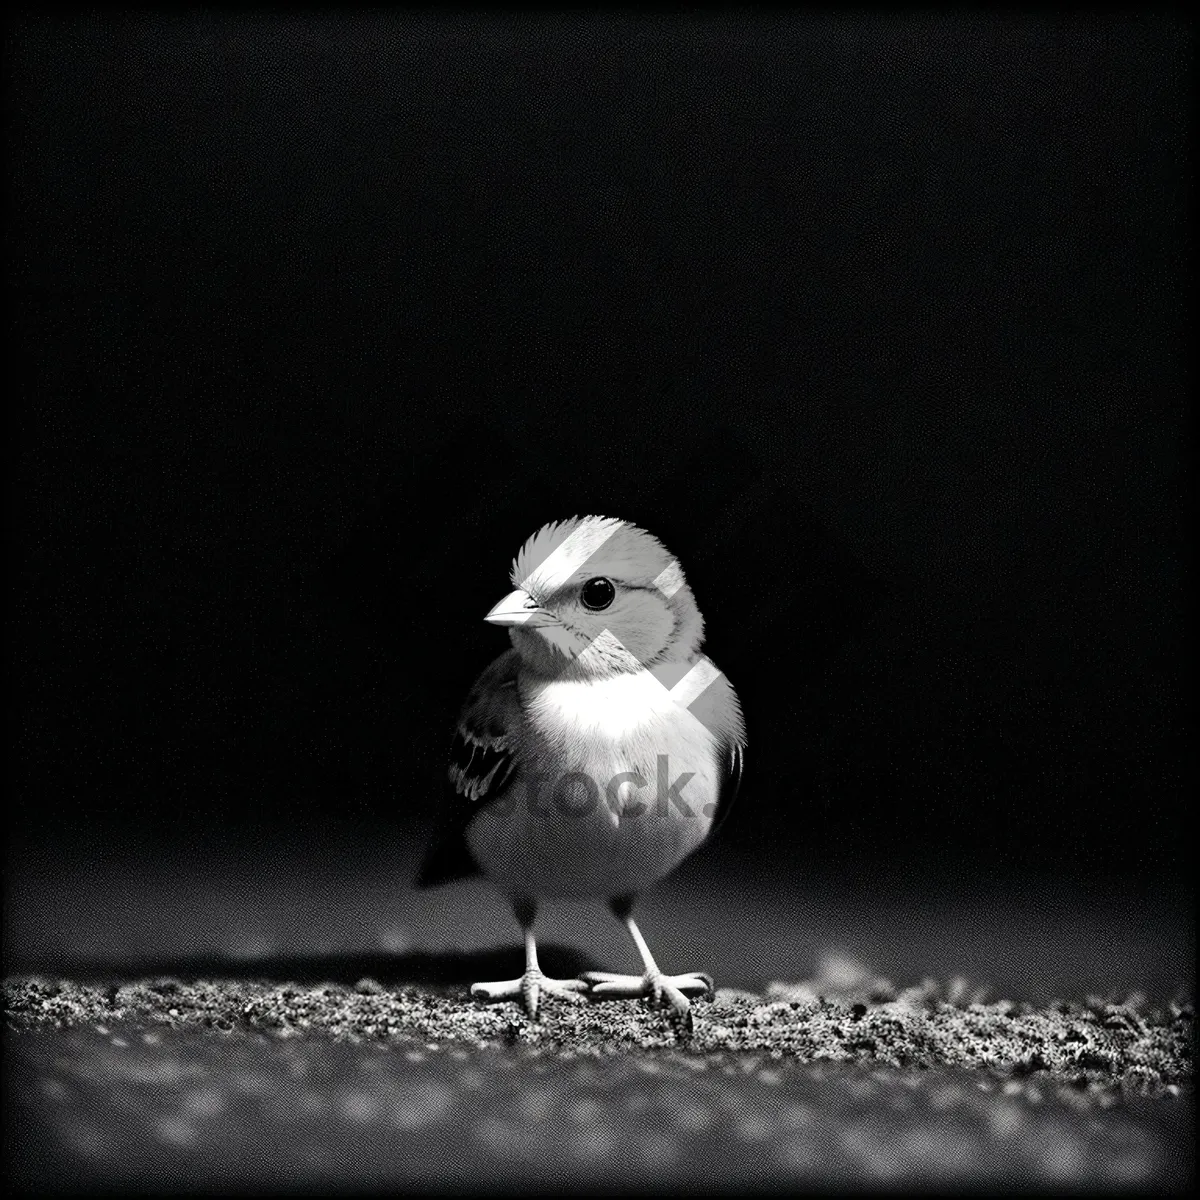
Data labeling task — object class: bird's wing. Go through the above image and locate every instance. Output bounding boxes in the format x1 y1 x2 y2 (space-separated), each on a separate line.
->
707 737 744 839
415 648 523 888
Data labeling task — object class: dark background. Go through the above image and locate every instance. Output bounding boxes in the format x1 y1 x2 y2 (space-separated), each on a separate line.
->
7 12 1189 943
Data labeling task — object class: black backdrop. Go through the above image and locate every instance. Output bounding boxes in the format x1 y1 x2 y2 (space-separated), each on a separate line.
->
8 13 1188 896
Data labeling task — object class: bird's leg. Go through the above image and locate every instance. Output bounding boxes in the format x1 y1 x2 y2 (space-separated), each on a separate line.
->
469 897 586 1021
581 895 714 1032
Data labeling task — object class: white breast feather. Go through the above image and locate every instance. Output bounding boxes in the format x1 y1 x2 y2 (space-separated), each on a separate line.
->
464 670 724 899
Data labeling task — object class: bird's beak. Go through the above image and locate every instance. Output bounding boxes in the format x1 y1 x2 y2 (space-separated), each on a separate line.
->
484 588 557 627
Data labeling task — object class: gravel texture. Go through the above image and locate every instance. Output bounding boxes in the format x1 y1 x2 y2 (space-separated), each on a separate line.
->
5 967 1192 1192
4 972 1191 1099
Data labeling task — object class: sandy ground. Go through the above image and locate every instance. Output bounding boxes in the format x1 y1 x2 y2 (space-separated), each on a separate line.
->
4 844 1192 1190
4 966 1192 1193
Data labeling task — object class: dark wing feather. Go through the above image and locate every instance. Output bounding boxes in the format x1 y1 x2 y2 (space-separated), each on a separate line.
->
415 649 522 888
707 739 744 839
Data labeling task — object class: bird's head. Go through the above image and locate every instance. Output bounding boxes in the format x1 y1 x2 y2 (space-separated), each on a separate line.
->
484 516 704 679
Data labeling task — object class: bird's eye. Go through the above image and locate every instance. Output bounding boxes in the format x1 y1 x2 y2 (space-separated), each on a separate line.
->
580 577 616 611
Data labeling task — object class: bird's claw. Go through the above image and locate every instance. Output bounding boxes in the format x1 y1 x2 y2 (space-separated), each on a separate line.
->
471 970 586 1021
582 969 714 1002
580 968 713 1036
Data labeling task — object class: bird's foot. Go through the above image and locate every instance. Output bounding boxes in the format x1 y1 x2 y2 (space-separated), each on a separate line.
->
470 970 587 1021
581 969 715 1034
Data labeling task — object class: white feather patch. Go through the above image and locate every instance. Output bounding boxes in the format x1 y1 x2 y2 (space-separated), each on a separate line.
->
652 559 684 598
663 655 723 708
512 515 626 597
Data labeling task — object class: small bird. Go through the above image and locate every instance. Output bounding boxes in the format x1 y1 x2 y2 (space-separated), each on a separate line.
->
416 515 745 1031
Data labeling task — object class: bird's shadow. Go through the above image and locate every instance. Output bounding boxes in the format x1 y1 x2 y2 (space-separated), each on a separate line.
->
6 945 602 988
